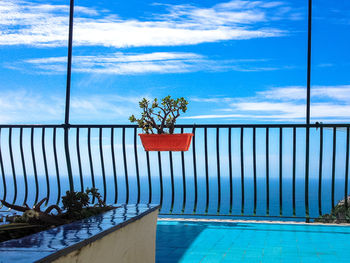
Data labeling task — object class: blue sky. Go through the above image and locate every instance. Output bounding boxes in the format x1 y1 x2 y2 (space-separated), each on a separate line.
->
0 0 349 124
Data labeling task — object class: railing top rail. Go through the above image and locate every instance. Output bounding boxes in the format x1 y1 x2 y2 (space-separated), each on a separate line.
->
1 123 350 128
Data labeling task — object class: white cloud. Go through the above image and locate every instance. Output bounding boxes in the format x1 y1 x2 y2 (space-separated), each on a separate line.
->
0 90 64 123
3 85 350 124
317 63 334 68
70 95 142 122
258 85 350 102
312 86 350 102
215 1 285 10
185 85 350 122
0 0 296 48
23 52 208 74
0 90 147 124
257 86 306 100
15 52 281 74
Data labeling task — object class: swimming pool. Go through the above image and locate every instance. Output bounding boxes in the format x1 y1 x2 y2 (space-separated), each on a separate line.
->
156 220 350 263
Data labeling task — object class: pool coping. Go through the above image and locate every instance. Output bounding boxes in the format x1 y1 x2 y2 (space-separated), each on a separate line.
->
158 217 350 227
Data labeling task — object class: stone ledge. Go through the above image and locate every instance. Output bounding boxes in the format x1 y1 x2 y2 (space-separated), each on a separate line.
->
0 204 160 263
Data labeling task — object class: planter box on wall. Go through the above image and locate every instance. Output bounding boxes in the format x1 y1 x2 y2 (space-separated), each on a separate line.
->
0 204 160 263
139 133 193 151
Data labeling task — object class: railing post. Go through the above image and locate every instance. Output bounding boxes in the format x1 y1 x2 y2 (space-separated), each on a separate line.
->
63 0 75 192
305 126 310 222
305 0 312 223
65 0 74 126
64 125 74 192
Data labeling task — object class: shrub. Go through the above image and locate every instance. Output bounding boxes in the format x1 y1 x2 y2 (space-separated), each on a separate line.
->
129 96 188 134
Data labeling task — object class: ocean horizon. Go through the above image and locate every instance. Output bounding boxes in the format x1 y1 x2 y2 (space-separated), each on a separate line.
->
1 174 348 221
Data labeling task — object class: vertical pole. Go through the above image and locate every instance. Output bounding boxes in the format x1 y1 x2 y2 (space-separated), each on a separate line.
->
305 0 312 223
306 0 312 124
65 0 74 125
64 0 75 192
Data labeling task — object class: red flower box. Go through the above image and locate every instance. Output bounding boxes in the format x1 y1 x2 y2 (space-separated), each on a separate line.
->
139 133 193 151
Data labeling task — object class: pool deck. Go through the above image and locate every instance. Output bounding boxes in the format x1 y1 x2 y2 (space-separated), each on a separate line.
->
156 219 350 263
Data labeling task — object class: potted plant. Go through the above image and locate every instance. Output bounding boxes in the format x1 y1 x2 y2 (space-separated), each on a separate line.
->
0 188 113 242
129 96 193 151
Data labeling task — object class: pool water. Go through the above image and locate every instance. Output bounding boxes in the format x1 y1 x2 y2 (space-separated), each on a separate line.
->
156 220 350 263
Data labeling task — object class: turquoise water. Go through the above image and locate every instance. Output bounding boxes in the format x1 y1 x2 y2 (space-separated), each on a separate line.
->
156 220 350 263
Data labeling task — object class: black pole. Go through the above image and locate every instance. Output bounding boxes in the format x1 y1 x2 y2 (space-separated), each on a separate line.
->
64 0 75 192
305 0 312 222
306 0 312 124
65 0 74 125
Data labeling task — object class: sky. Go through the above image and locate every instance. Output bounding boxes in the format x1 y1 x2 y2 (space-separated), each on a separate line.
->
0 0 350 124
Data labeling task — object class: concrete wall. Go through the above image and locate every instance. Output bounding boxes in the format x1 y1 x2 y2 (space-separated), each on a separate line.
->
53 209 159 263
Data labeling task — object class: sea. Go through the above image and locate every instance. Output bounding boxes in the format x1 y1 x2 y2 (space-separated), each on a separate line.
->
1 175 348 222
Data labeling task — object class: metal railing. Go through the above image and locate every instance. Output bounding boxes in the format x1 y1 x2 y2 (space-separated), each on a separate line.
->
0 123 349 221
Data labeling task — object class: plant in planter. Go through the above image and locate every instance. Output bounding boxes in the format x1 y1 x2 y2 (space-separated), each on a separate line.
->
129 96 193 151
0 188 114 243
314 195 350 223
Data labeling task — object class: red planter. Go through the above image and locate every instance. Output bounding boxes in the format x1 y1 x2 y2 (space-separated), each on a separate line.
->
139 133 193 151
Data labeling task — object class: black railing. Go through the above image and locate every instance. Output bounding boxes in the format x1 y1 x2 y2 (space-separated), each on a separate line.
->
0 123 349 221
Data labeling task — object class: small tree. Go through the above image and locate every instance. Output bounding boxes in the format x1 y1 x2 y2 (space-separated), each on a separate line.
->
129 96 188 134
